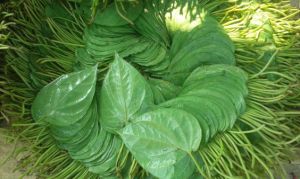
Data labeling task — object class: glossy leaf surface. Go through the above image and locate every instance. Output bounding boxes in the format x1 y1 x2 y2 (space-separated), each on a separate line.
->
100 54 153 132
31 65 97 126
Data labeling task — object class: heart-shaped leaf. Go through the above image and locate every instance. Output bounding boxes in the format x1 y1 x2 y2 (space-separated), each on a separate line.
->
120 108 201 179
100 54 153 133
31 65 97 126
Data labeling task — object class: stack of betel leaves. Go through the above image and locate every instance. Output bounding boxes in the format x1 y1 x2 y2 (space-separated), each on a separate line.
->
0 0 299 178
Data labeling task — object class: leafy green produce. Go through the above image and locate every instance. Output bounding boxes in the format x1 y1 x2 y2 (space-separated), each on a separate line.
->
28 1 248 177
76 1 170 77
100 54 154 133
30 49 248 178
31 58 127 176
2 0 300 179
165 16 235 85
148 78 181 102
31 65 97 126
120 108 201 179
160 64 248 142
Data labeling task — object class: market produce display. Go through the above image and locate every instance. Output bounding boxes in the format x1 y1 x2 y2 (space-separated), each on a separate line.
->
0 0 299 178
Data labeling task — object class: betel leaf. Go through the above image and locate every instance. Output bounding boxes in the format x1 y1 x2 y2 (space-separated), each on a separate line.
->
100 54 153 133
120 108 201 179
31 65 97 126
80 1 143 26
148 78 181 101
165 15 235 85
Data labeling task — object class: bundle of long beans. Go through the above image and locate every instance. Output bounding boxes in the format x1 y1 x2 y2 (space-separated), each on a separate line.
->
0 5 15 126
0 0 299 178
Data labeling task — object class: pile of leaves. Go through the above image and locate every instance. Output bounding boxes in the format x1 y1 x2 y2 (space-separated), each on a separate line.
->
0 0 299 178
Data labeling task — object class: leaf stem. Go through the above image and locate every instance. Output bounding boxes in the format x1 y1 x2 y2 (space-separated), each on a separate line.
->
188 152 207 178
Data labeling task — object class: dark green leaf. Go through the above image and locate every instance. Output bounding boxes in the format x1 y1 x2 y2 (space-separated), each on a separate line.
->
100 54 153 133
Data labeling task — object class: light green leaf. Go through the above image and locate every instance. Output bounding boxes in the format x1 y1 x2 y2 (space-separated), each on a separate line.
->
120 108 201 179
100 54 153 133
165 15 235 85
31 65 97 126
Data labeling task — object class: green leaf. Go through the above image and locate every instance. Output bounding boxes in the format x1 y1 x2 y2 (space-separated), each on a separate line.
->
100 54 153 133
159 96 212 143
148 78 181 101
120 108 201 179
31 65 97 126
133 2 170 46
165 15 235 85
81 2 143 26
